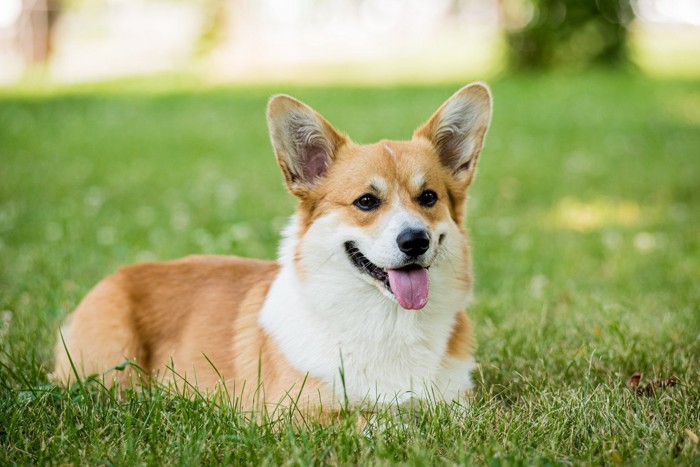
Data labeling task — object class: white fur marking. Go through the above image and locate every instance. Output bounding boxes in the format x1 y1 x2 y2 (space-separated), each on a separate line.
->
411 173 426 189
384 144 398 165
369 176 388 193
260 213 474 406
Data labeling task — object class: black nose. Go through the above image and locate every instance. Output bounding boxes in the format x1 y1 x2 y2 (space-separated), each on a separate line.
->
396 229 430 258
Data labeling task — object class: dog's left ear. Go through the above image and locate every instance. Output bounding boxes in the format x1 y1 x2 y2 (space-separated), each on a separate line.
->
414 83 492 186
267 95 348 197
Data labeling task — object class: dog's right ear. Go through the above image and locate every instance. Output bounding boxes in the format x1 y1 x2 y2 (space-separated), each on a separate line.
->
267 95 348 197
414 83 492 187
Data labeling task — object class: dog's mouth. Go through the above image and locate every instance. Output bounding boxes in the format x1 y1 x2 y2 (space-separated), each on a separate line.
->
344 242 390 289
344 242 430 310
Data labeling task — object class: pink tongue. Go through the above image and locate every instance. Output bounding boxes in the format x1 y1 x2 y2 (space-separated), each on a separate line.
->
387 267 430 310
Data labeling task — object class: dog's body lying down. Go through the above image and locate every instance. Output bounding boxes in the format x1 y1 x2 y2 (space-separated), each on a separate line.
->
53 83 493 412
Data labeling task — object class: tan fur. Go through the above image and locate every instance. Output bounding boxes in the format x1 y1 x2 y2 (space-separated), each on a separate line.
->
446 312 476 361
294 141 461 239
52 256 333 411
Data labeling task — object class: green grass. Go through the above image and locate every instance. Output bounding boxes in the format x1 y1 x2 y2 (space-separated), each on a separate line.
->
1 71 699 464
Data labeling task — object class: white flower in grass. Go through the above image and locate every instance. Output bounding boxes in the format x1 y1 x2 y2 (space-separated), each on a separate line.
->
170 204 190 231
46 222 62 242
84 187 105 215
633 232 656 253
530 274 548 299
136 206 156 226
602 230 622 250
97 226 116 245
135 250 158 262
229 223 252 242
216 182 239 207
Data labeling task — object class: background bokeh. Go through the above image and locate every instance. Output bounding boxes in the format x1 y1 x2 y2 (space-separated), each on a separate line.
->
1 0 700 84
1 1 699 464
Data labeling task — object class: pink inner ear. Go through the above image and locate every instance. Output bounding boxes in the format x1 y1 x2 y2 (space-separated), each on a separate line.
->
301 146 330 183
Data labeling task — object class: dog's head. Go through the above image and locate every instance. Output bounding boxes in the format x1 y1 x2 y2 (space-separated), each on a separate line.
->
267 84 492 311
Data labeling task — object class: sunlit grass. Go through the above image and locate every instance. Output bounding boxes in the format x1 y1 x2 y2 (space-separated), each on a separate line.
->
546 197 646 232
1 71 699 464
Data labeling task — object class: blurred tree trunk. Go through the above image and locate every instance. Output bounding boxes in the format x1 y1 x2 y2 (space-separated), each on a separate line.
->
20 0 61 68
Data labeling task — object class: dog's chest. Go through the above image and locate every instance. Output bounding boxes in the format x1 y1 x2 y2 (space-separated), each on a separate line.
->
334 316 454 402
259 266 462 403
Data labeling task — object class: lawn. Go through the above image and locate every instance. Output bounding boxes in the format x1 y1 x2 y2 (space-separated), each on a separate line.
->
1 71 699 464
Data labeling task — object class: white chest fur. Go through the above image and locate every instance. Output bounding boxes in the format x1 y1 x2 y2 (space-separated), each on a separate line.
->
258 216 475 405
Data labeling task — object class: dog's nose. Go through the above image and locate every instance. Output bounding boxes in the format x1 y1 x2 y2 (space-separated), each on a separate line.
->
396 229 430 258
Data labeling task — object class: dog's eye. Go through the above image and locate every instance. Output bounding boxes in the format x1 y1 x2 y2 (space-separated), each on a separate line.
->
353 194 380 211
418 190 438 207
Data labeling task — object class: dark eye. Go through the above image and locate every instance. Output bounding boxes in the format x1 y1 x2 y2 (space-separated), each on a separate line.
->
353 193 381 211
418 190 438 207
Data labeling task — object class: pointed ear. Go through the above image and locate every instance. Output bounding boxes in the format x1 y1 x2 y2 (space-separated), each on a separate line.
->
267 95 348 197
414 83 492 185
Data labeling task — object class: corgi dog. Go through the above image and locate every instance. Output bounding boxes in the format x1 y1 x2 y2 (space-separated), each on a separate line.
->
53 83 493 413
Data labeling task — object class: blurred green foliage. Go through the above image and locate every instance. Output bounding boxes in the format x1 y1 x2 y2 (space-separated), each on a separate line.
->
506 0 634 69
